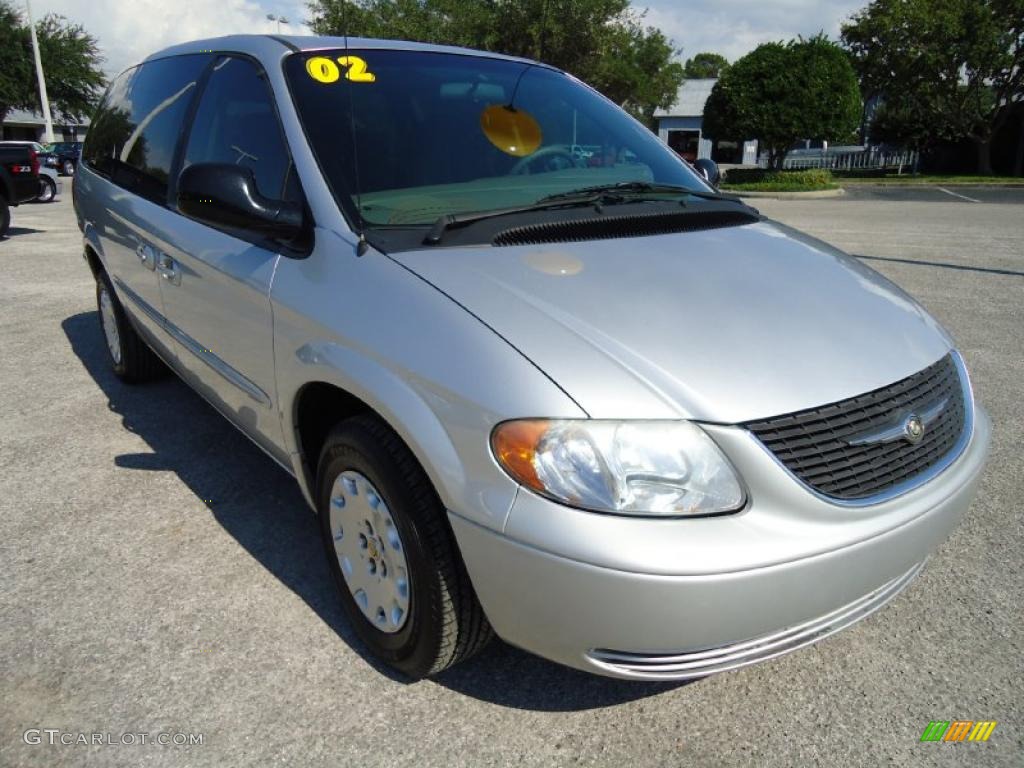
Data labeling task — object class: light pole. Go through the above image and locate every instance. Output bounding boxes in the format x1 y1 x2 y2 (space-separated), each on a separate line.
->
25 0 55 144
266 14 290 34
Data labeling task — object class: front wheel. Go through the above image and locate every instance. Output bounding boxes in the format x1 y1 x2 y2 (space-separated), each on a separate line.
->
0 197 9 237
317 415 493 678
36 177 56 203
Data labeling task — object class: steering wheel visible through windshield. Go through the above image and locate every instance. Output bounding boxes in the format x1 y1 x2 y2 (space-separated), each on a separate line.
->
284 48 710 229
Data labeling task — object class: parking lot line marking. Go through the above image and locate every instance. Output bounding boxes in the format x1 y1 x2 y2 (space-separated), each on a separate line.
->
937 187 982 203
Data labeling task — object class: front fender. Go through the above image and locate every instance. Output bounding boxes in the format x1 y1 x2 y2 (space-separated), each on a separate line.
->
272 230 585 531
285 343 478 513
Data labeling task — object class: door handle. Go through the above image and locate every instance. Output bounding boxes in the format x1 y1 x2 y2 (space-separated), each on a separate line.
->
136 243 156 271
156 253 181 286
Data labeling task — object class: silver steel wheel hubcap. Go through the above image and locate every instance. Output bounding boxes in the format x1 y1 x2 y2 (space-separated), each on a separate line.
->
328 470 410 633
99 287 122 364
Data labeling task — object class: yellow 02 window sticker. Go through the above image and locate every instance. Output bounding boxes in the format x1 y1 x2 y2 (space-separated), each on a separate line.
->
305 55 375 84
337 55 376 82
305 56 340 83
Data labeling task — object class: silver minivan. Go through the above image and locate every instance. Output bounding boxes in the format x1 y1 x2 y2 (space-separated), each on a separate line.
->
75 35 990 680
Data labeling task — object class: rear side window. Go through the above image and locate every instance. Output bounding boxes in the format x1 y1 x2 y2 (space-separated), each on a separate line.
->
182 56 295 201
83 54 211 203
81 70 133 176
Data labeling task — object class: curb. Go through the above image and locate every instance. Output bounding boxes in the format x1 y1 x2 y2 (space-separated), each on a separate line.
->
730 188 846 200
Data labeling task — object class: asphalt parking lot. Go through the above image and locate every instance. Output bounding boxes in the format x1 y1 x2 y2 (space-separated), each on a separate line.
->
841 183 1024 205
1 188 1022 767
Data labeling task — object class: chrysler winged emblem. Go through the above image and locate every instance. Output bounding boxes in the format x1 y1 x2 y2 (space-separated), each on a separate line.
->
903 414 925 444
847 397 948 447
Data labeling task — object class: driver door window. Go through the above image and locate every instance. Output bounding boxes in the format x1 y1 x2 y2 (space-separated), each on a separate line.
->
181 56 298 203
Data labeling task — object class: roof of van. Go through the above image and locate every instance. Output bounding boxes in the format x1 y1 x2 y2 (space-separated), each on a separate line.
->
143 34 547 70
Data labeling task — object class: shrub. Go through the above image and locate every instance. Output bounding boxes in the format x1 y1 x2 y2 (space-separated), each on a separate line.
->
723 168 770 185
722 168 836 190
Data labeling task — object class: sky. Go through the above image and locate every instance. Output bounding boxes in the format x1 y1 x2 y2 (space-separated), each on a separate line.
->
25 0 867 77
644 0 865 62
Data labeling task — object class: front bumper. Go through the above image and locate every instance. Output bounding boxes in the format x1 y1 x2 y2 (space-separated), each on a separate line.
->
450 406 990 680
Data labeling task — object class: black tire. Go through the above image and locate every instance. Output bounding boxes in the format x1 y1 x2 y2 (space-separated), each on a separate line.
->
63 160 75 176
95 270 164 383
317 414 493 678
36 177 56 203
0 197 9 238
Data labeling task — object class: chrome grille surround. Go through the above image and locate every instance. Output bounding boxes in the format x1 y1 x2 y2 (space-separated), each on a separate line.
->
744 352 974 505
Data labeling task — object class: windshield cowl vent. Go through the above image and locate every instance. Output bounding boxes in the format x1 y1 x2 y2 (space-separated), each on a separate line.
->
492 209 759 247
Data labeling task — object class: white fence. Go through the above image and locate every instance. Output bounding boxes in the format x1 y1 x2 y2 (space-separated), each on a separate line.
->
760 148 920 172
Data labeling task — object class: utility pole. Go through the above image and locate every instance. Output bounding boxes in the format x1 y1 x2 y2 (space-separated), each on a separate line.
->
26 0 55 144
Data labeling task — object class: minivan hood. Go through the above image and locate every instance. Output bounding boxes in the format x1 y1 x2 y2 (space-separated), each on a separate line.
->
391 219 953 422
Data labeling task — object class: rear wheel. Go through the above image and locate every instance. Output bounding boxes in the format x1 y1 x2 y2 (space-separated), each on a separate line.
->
95 270 164 382
36 177 56 203
0 197 9 237
317 415 493 678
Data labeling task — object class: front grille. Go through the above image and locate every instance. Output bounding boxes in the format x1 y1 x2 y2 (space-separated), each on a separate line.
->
745 354 967 501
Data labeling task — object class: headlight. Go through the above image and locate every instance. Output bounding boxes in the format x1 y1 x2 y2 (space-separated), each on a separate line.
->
491 420 745 517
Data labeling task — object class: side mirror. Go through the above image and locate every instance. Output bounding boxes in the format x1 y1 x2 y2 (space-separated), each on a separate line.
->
177 163 303 240
693 158 721 187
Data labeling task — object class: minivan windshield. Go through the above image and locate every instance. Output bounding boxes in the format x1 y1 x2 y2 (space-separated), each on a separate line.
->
284 49 712 228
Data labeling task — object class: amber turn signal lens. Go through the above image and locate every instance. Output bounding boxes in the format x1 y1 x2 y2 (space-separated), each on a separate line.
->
491 420 550 491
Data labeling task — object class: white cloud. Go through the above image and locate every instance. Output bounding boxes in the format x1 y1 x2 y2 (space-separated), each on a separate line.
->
640 0 866 63
28 0 310 75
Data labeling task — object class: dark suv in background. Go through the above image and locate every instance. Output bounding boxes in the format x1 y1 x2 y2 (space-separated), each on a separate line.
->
0 142 42 235
45 142 82 176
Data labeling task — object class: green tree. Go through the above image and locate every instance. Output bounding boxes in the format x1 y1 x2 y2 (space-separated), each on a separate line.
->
866 100 935 152
842 0 1024 175
683 51 729 78
0 2 31 123
702 36 861 169
307 0 685 127
590 19 685 127
0 0 105 125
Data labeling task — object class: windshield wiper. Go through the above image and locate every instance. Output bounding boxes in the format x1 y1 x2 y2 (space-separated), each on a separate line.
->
423 196 609 245
422 183 740 246
538 181 732 204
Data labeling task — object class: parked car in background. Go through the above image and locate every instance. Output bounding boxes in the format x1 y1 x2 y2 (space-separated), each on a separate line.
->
0 140 61 203
1 140 59 170
35 165 62 203
38 145 60 172
45 141 82 176
76 36 990 682
0 141 41 236
0 140 59 172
